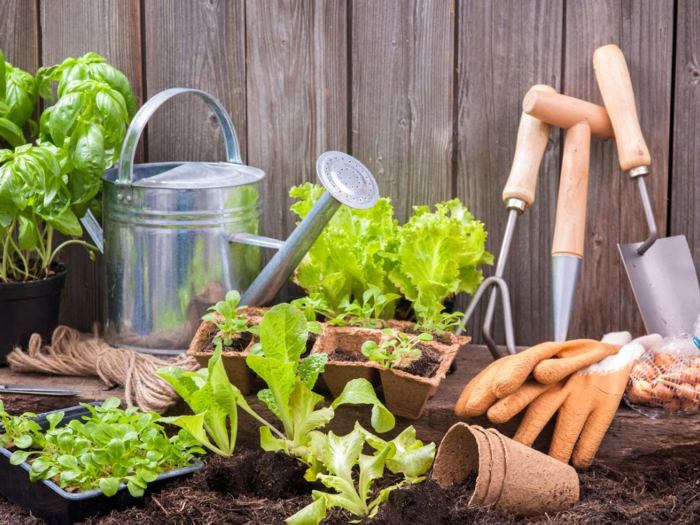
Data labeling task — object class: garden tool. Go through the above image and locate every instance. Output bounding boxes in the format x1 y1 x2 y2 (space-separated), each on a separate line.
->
454 338 621 418
511 332 662 468
0 384 79 396
458 84 556 359
84 88 380 354
551 122 590 341
593 44 700 337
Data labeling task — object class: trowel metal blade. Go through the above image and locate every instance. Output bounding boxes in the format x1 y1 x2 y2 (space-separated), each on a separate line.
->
618 235 700 336
552 255 582 342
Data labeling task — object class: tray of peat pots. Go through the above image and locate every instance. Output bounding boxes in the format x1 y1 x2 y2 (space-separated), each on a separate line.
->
186 291 267 394
0 400 203 525
312 322 465 419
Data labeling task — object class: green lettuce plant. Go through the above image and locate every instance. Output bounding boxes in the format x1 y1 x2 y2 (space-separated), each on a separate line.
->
201 290 251 351
361 329 433 369
287 423 435 525
1 398 204 498
245 304 395 459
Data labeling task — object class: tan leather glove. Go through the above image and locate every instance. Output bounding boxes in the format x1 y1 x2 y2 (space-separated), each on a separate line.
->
512 332 661 468
455 339 621 418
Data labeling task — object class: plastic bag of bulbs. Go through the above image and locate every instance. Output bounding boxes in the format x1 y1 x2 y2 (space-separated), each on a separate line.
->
625 316 700 418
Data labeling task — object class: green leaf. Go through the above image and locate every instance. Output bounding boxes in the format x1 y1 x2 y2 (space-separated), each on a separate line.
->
9 450 30 465
298 353 327 389
0 117 26 147
14 434 32 449
259 426 285 452
285 495 328 525
288 382 334 445
260 303 308 363
331 379 395 433
358 442 394 503
384 426 436 478
99 477 121 497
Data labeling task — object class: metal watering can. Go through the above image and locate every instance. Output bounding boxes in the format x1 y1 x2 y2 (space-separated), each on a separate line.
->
84 88 380 355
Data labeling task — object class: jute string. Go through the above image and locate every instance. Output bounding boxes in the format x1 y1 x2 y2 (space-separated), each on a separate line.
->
7 325 199 413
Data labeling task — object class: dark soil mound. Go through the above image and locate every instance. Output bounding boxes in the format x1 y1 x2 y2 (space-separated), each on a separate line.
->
399 346 441 378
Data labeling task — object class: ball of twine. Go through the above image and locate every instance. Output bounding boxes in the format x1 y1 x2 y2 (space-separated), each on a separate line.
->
7 326 199 413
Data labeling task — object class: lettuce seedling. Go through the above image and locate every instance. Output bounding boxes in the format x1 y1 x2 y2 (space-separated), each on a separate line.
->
201 289 251 351
287 423 435 525
4 398 204 498
0 400 47 450
246 304 395 459
158 345 276 457
415 310 464 337
361 329 433 369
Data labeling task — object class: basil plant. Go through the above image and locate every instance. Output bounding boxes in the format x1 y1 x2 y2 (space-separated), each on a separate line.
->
0 50 136 283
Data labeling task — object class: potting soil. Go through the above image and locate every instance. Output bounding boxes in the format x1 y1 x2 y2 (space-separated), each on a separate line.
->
2 444 699 524
202 326 253 353
399 345 441 378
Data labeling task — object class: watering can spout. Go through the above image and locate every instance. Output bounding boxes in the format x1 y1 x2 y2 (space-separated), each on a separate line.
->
80 211 105 254
238 151 380 306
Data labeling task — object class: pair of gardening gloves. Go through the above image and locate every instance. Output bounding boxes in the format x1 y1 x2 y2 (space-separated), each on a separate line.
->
455 332 661 468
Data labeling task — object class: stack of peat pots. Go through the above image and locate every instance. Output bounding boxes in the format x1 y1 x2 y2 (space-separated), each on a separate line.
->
311 322 466 419
432 423 579 516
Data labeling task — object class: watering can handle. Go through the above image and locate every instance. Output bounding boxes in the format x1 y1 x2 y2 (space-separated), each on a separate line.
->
116 88 242 185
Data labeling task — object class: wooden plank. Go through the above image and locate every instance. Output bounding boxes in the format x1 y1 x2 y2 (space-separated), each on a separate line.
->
3 344 697 464
563 0 673 340
0 0 39 71
455 0 563 345
245 0 348 244
670 1 700 262
40 0 143 332
143 0 247 163
351 0 453 223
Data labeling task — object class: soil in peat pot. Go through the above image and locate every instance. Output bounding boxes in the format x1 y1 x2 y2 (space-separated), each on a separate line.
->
202 326 253 353
330 347 368 362
397 345 441 378
2 444 700 524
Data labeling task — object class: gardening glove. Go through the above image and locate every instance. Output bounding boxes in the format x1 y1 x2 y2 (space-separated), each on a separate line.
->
455 338 621 418
513 332 662 468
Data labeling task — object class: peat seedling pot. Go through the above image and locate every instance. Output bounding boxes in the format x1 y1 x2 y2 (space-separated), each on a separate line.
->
432 423 579 516
0 265 67 365
311 327 383 397
0 404 201 525
186 307 265 394
379 337 461 419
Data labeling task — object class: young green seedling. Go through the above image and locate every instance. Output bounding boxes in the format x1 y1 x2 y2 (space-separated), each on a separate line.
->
361 329 433 369
201 290 252 351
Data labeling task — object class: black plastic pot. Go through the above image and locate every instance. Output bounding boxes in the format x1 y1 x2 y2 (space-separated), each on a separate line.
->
0 266 67 365
0 404 202 525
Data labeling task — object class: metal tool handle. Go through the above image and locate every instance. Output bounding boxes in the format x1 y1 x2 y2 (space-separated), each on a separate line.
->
552 122 591 258
593 44 651 171
502 84 556 209
522 89 613 139
116 88 242 185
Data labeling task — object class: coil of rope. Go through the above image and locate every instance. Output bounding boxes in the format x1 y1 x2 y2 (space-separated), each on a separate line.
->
7 326 199 413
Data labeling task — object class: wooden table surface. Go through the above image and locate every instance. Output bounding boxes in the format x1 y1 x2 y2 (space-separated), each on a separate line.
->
2 344 699 465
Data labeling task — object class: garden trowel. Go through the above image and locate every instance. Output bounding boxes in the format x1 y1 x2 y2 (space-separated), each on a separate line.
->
552 121 590 341
593 44 700 336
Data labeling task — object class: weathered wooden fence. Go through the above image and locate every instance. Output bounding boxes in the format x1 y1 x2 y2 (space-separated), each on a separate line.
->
1 0 697 345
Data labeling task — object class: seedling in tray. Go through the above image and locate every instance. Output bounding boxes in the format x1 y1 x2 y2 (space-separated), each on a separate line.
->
361 329 433 369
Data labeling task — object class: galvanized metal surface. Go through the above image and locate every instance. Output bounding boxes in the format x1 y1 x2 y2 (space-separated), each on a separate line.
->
101 88 264 354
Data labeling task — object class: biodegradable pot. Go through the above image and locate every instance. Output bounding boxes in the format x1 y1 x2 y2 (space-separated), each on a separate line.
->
379 337 462 419
432 423 579 516
0 404 201 525
0 266 66 366
186 308 262 394
311 327 383 397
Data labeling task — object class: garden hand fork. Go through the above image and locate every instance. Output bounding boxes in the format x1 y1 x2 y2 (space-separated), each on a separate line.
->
457 85 556 359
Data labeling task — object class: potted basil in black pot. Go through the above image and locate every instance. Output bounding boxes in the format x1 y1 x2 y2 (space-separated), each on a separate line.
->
0 50 136 363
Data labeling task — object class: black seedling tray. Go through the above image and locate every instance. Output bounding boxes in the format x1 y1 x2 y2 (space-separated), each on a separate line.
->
0 403 202 525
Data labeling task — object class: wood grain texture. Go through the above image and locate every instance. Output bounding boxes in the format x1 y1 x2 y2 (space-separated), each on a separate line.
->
0 0 38 70
143 0 247 163
455 0 563 345
670 1 700 263
351 0 453 223
246 0 348 243
563 0 673 340
40 0 143 332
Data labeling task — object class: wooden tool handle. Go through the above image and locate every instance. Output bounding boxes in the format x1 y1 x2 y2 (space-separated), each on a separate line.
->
523 89 613 139
593 44 651 171
552 122 590 257
502 84 556 207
